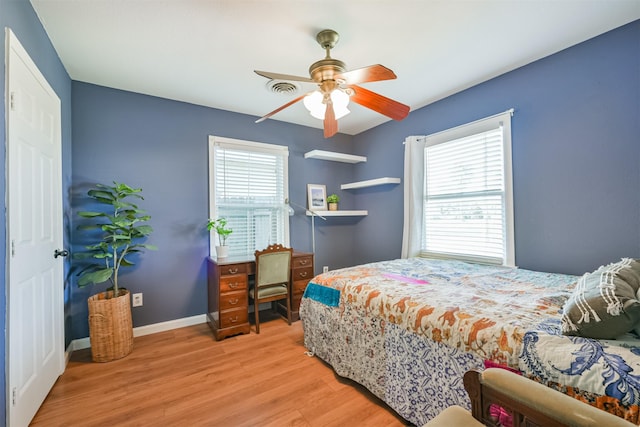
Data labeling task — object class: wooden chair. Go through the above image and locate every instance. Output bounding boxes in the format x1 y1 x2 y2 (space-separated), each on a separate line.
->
424 368 634 426
250 243 293 333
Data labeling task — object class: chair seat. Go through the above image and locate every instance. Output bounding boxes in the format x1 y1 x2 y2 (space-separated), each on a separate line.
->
423 406 482 427
250 283 288 299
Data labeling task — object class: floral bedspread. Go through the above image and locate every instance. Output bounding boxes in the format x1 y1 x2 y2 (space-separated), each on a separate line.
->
300 258 640 425
307 257 575 367
520 328 640 423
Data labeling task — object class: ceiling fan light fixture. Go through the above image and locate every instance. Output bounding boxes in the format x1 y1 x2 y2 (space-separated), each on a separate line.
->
303 89 350 120
303 90 325 119
331 89 350 119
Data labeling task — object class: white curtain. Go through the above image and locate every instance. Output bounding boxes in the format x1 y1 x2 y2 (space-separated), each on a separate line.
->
401 135 426 258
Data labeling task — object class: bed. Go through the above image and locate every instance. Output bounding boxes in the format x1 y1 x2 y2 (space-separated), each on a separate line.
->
299 257 640 426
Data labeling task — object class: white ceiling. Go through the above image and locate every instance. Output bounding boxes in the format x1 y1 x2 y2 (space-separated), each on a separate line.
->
30 0 640 136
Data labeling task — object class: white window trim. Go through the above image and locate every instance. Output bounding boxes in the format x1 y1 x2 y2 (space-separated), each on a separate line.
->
402 109 515 266
424 109 514 266
208 135 290 256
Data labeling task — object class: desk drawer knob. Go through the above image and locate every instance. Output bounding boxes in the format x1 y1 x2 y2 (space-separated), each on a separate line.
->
229 316 238 323
229 298 239 305
299 260 308 265
228 268 239 274
229 282 240 289
300 272 308 278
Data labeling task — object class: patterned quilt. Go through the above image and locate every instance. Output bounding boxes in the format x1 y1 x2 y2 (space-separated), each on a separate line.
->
300 258 640 425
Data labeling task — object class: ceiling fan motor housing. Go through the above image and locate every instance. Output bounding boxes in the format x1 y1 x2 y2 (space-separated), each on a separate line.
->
309 58 347 83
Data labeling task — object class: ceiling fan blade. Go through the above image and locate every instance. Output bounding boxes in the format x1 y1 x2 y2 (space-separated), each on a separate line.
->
324 103 338 138
255 94 307 123
254 70 314 83
349 84 410 121
337 64 397 84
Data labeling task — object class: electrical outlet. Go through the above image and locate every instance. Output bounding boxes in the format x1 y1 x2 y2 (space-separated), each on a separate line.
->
132 293 143 307
323 266 329 273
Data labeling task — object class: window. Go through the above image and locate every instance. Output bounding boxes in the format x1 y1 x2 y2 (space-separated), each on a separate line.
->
402 109 514 266
208 136 289 257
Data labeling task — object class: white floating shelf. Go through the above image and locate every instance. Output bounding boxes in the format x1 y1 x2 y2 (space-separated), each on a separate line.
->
304 150 366 164
306 210 368 217
341 177 401 190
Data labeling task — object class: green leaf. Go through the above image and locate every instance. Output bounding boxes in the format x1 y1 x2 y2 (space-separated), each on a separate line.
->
130 244 157 251
114 200 138 210
88 190 115 200
85 243 109 251
120 258 135 267
95 253 114 259
76 224 103 231
110 234 132 241
135 225 153 235
78 211 106 218
75 264 106 278
77 268 113 287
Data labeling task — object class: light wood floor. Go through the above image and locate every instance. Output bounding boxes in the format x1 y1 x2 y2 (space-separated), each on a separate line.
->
31 314 411 426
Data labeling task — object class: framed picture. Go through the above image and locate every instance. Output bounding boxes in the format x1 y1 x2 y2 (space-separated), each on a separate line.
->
307 184 327 211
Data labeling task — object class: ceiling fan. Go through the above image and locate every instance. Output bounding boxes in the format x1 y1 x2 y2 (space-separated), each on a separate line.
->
254 29 410 138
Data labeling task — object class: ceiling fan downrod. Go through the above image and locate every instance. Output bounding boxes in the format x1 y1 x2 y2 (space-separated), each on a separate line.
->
308 29 347 84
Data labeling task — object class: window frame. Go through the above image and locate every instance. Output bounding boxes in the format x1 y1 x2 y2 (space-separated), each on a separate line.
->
421 110 515 266
208 135 290 257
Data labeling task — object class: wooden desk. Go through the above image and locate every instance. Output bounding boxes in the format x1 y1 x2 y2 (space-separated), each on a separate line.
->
206 251 314 340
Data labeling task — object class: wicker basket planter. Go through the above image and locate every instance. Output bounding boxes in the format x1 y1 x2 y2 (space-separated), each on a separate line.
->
88 289 134 362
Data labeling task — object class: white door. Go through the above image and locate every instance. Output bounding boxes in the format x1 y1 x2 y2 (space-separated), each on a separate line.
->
6 29 65 427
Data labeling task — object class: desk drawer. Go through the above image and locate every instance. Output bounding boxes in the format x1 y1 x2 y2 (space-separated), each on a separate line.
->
219 307 248 328
292 279 309 295
292 279 310 314
220 290 247 311
219 263 247 276
292 266 313 282
220 274 247 292
293 256 313 269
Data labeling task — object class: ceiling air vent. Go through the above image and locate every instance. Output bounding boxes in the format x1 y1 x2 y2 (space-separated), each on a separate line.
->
266 80 299 96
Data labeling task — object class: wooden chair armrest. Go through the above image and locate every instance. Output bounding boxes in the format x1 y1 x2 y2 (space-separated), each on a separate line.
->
463 368 634 427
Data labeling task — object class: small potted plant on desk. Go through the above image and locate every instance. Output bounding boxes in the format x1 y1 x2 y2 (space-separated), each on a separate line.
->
327 194 339 211
207 217 233 258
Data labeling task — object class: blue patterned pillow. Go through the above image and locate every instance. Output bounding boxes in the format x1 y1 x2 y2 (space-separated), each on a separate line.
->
561 258 640 339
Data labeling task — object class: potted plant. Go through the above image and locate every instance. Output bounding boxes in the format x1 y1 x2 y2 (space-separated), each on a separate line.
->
327 194 340 211
207 217 233 258
74 182 156 362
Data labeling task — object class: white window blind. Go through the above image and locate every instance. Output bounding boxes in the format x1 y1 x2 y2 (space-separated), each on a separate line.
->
421 110 514 265
208 136 289 257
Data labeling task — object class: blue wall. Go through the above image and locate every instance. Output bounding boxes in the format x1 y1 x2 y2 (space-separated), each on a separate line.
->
1 0 72 424
70 83 360 338
353 20 640 275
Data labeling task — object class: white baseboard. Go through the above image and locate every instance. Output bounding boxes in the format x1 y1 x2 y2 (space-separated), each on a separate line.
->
66 314 207 353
